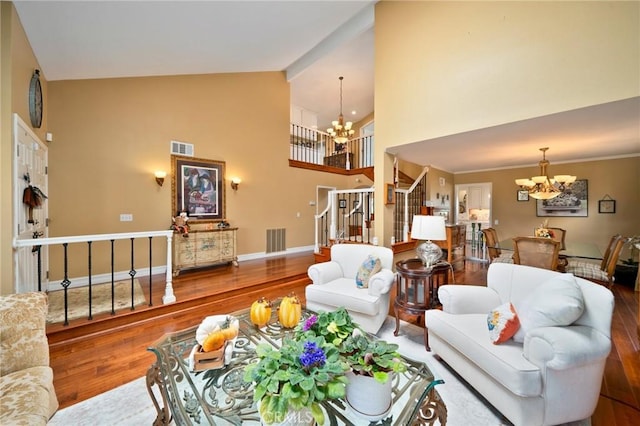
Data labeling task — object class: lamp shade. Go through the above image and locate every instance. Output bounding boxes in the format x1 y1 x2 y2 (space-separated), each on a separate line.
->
411 215 446 241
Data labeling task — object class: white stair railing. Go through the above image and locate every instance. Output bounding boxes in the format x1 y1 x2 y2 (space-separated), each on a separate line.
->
13 230 176 305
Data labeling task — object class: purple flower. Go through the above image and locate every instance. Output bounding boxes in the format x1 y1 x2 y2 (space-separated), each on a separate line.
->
299 341 326 369
303 315 318 331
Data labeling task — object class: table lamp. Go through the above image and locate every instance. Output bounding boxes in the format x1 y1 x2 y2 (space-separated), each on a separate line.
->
411 215 446 269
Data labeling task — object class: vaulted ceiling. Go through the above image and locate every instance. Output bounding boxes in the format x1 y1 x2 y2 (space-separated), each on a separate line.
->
14 1 639 173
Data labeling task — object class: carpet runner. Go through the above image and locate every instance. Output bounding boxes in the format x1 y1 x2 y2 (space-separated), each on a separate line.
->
46 279 146 324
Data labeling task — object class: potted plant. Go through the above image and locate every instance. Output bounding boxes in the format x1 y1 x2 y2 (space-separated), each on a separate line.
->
243 336 349 425
294 307 360 347
340 333 408 419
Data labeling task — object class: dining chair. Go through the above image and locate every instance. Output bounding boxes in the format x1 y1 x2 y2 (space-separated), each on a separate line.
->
547 227 566 250
567 234 621 270
566 235 625 288
546 227 568 270
482 228 513 264
512 237 561 271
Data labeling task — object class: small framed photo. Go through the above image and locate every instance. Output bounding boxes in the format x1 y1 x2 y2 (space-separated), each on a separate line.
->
517 190 529 202
385 183 396 205
598 199 616 214
338 199 347 209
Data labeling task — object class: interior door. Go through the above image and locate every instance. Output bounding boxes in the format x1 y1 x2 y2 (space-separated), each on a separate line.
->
13 114 49 293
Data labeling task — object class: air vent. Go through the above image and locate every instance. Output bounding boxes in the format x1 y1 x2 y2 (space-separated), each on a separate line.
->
266 228 286 254
170 140 194 156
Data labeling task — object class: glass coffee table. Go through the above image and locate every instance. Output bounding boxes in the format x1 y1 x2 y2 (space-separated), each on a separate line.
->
146 304 447 425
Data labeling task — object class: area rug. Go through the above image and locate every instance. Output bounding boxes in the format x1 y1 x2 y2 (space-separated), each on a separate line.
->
47 317 589 425
46 279 146 324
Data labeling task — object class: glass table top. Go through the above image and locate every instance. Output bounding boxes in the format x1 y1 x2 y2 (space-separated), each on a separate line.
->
146 304 446 425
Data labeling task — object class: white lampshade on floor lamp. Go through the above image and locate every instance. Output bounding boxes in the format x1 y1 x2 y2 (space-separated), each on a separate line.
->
411 215 447 269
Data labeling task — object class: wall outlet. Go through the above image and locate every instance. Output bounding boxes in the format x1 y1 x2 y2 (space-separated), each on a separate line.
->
120 214 133 222
494 219 499 225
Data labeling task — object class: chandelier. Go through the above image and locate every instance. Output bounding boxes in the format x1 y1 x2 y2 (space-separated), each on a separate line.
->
326 76 355 145
515 147 576 200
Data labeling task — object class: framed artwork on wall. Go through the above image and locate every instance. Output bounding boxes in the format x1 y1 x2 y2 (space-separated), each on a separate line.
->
598 198 616 214
536 179 588 217
517 190 529 201
172 155 226 222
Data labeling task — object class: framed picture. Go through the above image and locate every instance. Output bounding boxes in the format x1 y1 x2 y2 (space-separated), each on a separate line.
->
339 199 347 209
385 183 396 205
172 155 226 222
598 199 616 214
517 190 529 202
536 179 588 217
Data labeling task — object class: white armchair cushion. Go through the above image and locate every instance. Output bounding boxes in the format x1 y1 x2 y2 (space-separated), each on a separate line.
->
307 261 343 285
438 285 502 315
425 310 543 396
368 269 395 296
513 274 585 343
305 278 380 316
524 325 611 369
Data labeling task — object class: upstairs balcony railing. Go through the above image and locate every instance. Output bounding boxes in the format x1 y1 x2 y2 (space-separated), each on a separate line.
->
290 123 374 170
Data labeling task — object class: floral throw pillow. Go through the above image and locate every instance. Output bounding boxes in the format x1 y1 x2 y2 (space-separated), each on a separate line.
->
355 255 382 288
487 302 520 344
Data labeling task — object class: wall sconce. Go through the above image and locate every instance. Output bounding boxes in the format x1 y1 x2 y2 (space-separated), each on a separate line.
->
230 177 242 191
154 171 167 187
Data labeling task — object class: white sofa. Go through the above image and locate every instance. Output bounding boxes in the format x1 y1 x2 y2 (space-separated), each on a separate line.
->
306 244 395 334
425 263 613 426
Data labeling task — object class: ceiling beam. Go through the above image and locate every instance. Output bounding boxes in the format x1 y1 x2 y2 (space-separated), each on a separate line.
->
285 4 374 82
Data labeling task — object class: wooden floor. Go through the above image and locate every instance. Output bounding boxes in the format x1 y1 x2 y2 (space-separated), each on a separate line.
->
46 250 640 425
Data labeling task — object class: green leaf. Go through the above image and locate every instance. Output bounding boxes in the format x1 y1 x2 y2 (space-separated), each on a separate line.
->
310 402 325 426
299 376 314 391
373 371 389 383
326 381 346 399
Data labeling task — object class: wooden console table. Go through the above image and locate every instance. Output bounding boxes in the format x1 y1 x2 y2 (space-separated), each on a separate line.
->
394 259 450 350
173 227 238 276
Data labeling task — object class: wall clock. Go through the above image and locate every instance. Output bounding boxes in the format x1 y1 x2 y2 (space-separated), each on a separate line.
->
29 69 43 128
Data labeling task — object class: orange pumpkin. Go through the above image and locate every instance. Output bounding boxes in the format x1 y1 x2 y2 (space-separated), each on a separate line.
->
278 293 302 328
250 297 272 327
202 330 226 352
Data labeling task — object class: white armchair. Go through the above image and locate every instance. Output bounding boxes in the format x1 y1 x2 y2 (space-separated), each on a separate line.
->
306 244 395 334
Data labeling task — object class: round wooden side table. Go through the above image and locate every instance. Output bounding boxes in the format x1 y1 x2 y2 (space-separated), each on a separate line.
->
394 258 451 351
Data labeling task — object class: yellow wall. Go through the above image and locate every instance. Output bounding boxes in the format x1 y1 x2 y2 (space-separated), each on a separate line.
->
374 0 640 241
0 3 48 294
375 1 639 146
45 72 356 279
454 156 640 254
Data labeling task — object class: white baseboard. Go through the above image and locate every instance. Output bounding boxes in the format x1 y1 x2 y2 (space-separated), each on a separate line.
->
47 246 315 292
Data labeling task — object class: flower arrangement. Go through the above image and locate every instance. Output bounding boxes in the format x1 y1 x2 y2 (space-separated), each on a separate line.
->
340 333 407 384
294 307 359 347
535 220 555 238
534 228 555 238
243 336 349 425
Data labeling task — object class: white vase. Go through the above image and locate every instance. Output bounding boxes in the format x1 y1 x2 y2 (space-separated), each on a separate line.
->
345 371 393 421
257 400 314 426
